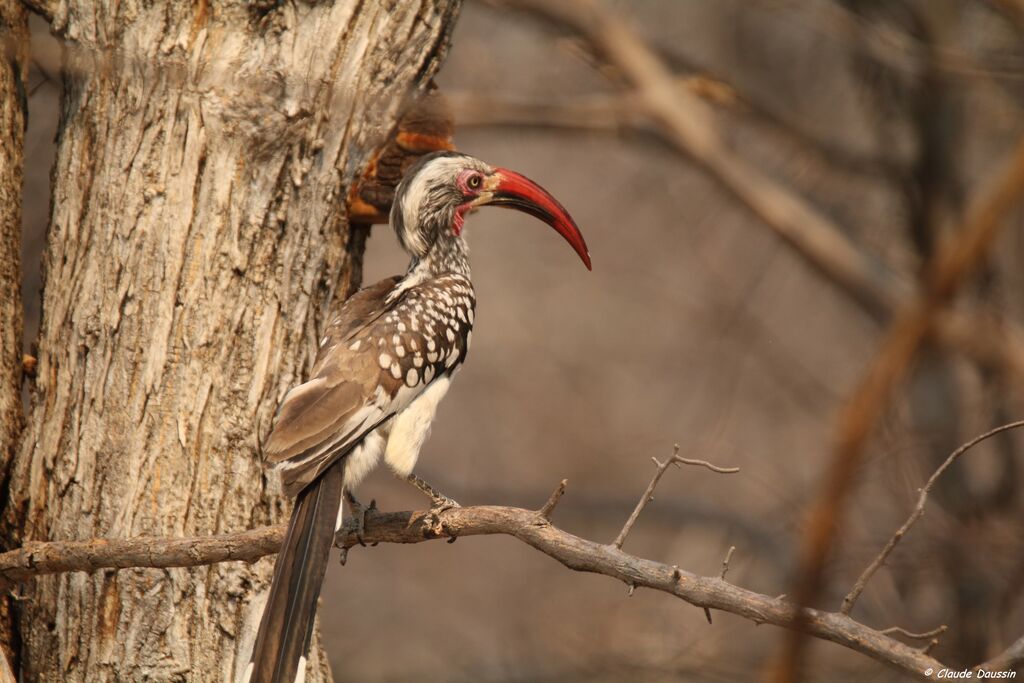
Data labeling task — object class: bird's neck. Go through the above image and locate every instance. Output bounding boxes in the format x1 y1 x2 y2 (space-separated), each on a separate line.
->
392 232 470 301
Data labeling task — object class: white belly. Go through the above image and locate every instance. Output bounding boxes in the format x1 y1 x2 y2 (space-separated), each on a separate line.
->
343 427 388 491
383 377 451 477
336 427 388 531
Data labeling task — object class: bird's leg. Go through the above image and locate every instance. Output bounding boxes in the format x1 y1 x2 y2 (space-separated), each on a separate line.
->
404 473 460 512
343 489 375 548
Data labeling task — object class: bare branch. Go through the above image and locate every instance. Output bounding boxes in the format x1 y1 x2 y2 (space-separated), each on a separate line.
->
842 421 1024 615
0 525 285 584
0 502 944 680
612 446 739 550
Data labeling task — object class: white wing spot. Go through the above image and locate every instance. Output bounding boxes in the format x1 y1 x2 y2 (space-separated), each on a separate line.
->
424 365 435 382
395 344 406 357
390 363 403 380
378 353 392 369
349 340 362 351
413 354 424 367
446 328 455 342
397 322 407 332
405 368 418 387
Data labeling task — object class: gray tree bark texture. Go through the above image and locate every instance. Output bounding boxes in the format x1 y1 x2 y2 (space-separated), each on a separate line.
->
2 1 461 680
0 0 26 489
0 1 27 679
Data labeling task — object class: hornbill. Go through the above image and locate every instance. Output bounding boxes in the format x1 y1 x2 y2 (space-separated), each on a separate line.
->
247 151 591 682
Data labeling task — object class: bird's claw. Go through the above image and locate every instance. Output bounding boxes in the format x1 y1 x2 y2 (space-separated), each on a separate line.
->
353 498 376 547
429 494 460 515
343 492 376 553
403 473 461 542
428 495 460 543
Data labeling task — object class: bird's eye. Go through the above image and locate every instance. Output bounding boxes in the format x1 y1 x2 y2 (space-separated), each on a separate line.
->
467 174 482 190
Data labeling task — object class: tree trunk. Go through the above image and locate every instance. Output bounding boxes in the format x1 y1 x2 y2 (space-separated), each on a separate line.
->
3 1 461 680
0 0 26 485
0 1 27 679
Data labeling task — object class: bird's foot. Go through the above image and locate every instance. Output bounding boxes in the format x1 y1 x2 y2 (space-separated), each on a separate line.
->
405 473 460 543
343 490 376 548
429 492 461 521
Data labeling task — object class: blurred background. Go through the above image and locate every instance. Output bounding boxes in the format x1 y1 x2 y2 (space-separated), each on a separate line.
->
21 1 1024 681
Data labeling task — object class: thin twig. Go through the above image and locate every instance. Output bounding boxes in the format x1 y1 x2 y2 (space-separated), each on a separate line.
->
538 479 568 519
612 446 739 550
719 546 736 581
879 625 948 641
706 545 737 624
842 421 1024 615
612 446 681 550
675 458 741 475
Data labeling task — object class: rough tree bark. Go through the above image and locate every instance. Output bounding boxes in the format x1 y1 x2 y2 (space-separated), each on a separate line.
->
0 0 26 487
2 1 461 680
0 2 27 679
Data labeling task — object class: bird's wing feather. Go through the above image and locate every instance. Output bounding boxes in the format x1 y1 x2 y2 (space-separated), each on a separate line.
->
262 274 474 496
264 277 401 460
262 377 366 462
314 275 402 345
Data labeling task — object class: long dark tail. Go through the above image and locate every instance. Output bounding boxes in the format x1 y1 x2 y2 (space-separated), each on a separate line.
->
249 458 345 683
